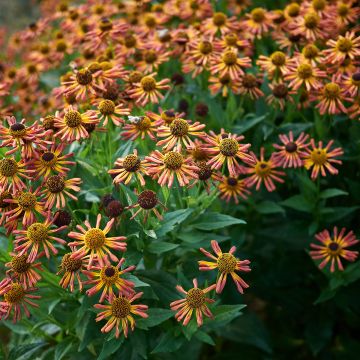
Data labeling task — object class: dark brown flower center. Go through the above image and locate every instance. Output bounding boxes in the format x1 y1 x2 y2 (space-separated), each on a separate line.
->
199 41 213 55
141 76 156 92
76 69 93 85
227 177 238 186
271 51 286 66
111 297 131 318
186 288 205 308
64 110 82 128
297 64 313 79
99 100 115 115
273 84 288 98
164 151 184 170
11 254 31 273
285 142 298 153
337 38 353 53
220 138 238 156
27 223 48 243
61 253 82 272
4 283 25 304
304 13 320 29
138 190 158 209
46 175 65 193
213 12 226 26
123 154 141 172
170 119 189 136
222 51 237 65
18 192 36 210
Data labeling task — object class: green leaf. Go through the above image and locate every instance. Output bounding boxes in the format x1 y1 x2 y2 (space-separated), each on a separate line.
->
136 308 174 329
8 343 47 360
148 242 179 254
194 330 215 346
151 333 184 354
234 114 266 134
256 201 285 215
156 209 194 237
192 212 246 231
210 304 246 327
97 338 124 360
54 339 73 360
281 195 313 213
319 188 348 199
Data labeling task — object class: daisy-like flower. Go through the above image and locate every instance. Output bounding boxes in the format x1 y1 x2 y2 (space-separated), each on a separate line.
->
83 258 135 302
0 279 40 323
5 188 46 226
315 81 350 115
68 214 127 268
121 116 157 141
94 291 148 338
0 157 33 192
245 148 285 192
93 99 130 127
290 11 328 41
285 61 326 91
219 176 251 204
199 240 251 294
127 190 167 222
238 73 264 99
343 72 360 97
205 130 254 177
14 213 67 262
243 7 274 39
33 144 75 180
5 254 42 288
203 12 239 36
61 67 104 102
41 175 82 209
273 131 310 168
57 253 86 292
299 44 323 66
190 161 223 194
136 48 170 74
182 39 218 78
303 139 344 179
128 73 170 107
324 32 360 64
208 74 241 97
211 50 251 80
54 106 100 143
266 81 295 110
108 150 148 186
170 279 216 327
145 150 198 188
257 51 290 79
0 116 50 158
157 118 206 151
310 227 359 272
146 109 185 127
335 1 360 26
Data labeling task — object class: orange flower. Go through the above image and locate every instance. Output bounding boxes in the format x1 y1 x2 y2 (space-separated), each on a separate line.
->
145 150 198 188
14 213 67 262
218 176 251 203
0 157 34 192
199 240 251 294
324 31 360 64
128 73 170 106
0 279 40 323
121 115 157 141
94 291 148 338
68 214 127 268
170 279 215 327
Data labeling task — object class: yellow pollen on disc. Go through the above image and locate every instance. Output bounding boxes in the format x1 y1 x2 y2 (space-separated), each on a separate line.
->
84 228 106 250
199 41 213 55
100 266 119 284
286 3 300 17
111 297 131 318
136 116 151 131
141 76 156 92
46 175 65 193
219 138 238 156
217 253 237 273
64 110 83 128
336 38 353 53
99 100 115 115
255 161 272 177
18 192 37 210
297 63 313 79
0 158 18 177
310 149 327 165
324 83 340 99
251 8 266 22
27 223 48 243
304 12 320 29
213 12 226 26
123 154 141 172
11 254 31 273
186 288 205 308
164 151 184 170
170 119 189 136
4 283 25 304
222 50 237 65
270 51 286 66
61 253 83 272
